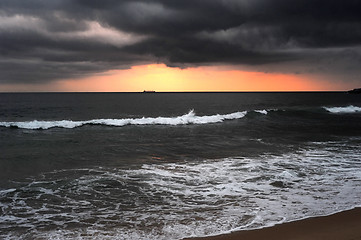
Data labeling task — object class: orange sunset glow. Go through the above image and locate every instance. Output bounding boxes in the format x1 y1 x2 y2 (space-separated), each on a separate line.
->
52 64 350 92
2 64 348 92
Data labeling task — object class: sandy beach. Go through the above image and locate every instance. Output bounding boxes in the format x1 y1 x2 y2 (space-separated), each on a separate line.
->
185 208 361 240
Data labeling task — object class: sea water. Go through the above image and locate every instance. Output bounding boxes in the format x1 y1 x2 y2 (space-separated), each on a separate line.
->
0 92 360 239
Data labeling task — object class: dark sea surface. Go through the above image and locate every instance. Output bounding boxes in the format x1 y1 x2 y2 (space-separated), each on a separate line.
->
0 92 360 239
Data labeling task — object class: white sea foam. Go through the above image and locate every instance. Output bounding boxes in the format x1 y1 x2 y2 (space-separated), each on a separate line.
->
0 188 16 196
254 110 268 115
0 110 247 130
324 105 361 114
1 140 360 240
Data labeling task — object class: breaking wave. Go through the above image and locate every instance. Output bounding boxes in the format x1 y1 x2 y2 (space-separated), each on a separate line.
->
0 110 248 130
324 105 361 114
254 110 268 115
3 104 361 130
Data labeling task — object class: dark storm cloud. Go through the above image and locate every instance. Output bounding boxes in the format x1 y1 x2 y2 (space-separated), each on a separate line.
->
1 0 361 83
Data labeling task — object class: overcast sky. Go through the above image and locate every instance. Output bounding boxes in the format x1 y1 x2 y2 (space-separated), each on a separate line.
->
0 0 361 86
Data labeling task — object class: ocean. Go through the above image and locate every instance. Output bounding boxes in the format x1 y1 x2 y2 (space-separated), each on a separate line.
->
0 92 360 239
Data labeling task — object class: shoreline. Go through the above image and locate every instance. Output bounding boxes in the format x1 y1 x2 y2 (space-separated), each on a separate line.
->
184 207 361 240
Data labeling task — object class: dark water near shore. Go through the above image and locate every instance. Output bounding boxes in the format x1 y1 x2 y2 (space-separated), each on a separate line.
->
0 92 360 239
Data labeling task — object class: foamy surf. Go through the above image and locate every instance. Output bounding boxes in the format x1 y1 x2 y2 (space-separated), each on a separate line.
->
324 105 361 113
0 110 247 129
0 140 360 240
254 110 268 115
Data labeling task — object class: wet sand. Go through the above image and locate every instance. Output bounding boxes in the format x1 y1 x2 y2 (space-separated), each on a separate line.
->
185 208 361 240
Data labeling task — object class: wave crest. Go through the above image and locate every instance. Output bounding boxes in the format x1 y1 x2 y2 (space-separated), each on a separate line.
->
0 110 247 130
324 105 361 114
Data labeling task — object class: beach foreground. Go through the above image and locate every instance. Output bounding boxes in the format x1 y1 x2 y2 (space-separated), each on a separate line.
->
185 208 361 240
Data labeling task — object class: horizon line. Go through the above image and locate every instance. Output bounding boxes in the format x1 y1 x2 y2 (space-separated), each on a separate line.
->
0 90 350 94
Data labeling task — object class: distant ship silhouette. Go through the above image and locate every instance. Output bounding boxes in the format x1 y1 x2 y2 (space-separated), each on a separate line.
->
143 90 156 93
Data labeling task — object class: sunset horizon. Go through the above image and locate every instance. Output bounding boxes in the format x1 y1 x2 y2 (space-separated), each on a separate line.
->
1 1 360 92
0 63 357 92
